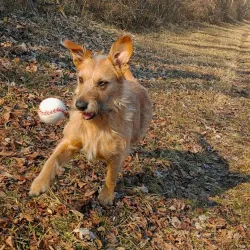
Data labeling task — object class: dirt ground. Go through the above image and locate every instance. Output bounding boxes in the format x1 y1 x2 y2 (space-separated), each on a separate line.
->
1 11 250 250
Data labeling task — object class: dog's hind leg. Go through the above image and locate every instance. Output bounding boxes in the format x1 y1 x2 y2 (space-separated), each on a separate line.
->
98 156 125 206
29 139 79 196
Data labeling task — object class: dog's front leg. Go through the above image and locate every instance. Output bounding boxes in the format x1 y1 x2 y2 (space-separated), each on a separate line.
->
29 139 79 196
98 156 124 206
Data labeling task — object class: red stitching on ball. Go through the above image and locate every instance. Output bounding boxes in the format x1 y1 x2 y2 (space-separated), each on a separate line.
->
39 107 66 116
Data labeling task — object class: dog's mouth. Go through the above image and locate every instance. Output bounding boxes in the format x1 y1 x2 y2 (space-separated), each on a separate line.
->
82 112 96 120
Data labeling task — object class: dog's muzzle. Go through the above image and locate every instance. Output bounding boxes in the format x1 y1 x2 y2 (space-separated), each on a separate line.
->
75 100 96 120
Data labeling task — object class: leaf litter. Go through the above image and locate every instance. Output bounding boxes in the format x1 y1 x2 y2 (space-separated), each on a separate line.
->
0 10 250 250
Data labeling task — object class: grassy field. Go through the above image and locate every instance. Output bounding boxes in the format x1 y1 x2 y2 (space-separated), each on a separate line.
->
1 11 250 250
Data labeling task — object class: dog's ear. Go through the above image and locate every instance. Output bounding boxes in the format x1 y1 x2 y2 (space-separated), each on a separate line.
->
109 36 133 67
63 40 91 67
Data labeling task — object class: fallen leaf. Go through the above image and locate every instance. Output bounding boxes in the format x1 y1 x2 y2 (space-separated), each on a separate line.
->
13 157 25 166
95 239 103 249
5 236 13 248
0 151 15 156
70 209 84 219
27 152 39 159
4 111 11 122
26 64 37 73
20 213 34 222
171 217 181 229
85 190 96 197
77 181 87 188
97 226 105 232
16 24 25 29
73 228 96 240
18 42 27 51
214 218 227 229
195 222 202 230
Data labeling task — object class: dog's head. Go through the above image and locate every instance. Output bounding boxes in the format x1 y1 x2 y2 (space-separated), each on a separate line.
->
64 36 133 120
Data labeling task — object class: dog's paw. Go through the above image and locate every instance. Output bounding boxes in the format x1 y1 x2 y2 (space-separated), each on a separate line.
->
98 189 114 206
29 177 50 196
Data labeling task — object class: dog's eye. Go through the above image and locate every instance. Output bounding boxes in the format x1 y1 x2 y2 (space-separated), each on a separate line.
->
97 81 109 87
78 77 84 84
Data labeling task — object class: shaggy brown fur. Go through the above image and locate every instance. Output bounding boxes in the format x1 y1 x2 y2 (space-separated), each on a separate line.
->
29 36 152 205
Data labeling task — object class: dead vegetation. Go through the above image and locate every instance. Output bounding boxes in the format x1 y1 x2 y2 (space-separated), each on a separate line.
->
1 7 250 250
2 0 250 30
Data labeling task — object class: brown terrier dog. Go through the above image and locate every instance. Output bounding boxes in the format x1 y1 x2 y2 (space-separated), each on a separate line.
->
29 36 152 205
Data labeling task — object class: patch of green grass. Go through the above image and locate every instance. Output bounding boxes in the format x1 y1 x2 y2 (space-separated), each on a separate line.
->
52 216 75 241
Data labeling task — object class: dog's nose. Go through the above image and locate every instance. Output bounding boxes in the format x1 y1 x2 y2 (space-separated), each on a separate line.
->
75 100 88 111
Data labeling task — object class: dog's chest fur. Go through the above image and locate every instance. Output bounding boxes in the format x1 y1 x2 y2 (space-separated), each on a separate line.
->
80 123 124 161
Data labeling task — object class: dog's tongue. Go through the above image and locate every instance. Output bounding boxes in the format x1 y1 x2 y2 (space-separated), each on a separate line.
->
83 112 94 120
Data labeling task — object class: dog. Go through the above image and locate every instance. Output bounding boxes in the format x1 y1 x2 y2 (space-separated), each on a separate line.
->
29 36 152 205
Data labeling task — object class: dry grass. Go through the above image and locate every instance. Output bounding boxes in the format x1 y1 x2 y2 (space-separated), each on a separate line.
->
1 11 250 249
2 0 250 30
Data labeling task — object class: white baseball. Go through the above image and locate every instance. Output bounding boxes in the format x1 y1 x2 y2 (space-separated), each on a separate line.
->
38 98 66 124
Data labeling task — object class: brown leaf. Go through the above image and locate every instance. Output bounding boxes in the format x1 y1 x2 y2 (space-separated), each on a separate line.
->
0 217 7 225
13 157 25 166
207 217 227 229
16 24 25 29
26 64 38 73
1 41 12 48
28 93 36 99
77 181 87 188
214 218 227 229
205 243 218 250
20 213 34 222
27 152 39 159
97 226 105 232
3 111 11 122
0 151 15 156
85 190 96 197
107 233 117 246
95 239 103 249
236 224 246 236
171 217 181 229
13 58 20 63
70 209 84 219
164 243 179 250
5 236 14 248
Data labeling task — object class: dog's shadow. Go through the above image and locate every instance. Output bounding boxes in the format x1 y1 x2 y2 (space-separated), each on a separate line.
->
118 134 250 207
